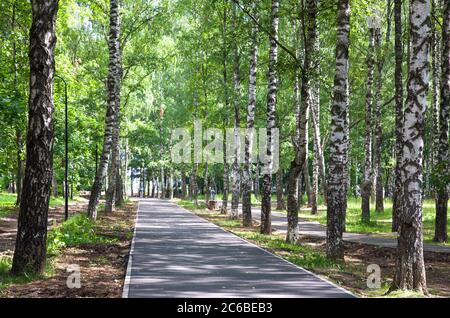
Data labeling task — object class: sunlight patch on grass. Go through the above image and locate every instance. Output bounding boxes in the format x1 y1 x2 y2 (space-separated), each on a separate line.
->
298 197 449 244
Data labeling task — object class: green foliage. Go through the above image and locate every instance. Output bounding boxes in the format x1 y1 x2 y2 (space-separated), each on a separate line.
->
47 214 115 255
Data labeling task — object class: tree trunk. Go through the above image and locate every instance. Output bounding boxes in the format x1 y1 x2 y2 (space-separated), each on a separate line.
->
105 98 121 212
160 167 165 199
191 165 198 205
181 170 187 199
274 168 284 210
361 23 376 223
52 172 58 198
373 27 384 213
261 0 279 235
326 0 350 261
434 0 449 243
221 160 229 214
230 1 241 220
15 131 24 207
221 2 230 215
11 0 58 275
304 156 312 208
242 1 258 227
310 82 327 206
12 3 24 208
311 83 320 214
430 0 441 176
115 139 125 206
204 162 210 204
168 171 174 200
392 0 404 232
87 0 121 220
286 0 318 242
390 0 430 294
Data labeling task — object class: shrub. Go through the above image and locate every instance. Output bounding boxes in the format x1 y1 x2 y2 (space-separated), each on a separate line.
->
47 214 114 255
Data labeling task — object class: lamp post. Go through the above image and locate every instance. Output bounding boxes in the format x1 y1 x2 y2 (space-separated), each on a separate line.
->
55 74 69 221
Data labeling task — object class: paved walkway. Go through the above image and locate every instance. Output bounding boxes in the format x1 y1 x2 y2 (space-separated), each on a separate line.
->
245 206 450 254
123 199 354 298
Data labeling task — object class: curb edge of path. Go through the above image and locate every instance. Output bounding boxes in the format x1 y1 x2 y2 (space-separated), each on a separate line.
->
122 200 140 298
171 200 356 298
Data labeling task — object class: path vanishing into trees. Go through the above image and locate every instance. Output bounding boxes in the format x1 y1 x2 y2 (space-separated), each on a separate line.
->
122 199 354 298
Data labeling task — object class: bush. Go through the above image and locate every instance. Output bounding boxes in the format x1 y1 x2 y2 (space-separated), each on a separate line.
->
47 214 114 255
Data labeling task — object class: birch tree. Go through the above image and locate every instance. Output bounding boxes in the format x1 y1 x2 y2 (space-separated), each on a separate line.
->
361 16 376 223
11 0 59 275
286 0 318 243
373 24 384 213
391 0 430 294
242 1 258 227
326 0 350 260
392 0 403 232
87 0 121 220
221 2 230 214
230 1 241 219
105 9 123 213
434 0 449 243
261 0 279 235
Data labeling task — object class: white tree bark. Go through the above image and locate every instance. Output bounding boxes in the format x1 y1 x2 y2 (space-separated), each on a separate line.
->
391 0 430 294
326 0 350 261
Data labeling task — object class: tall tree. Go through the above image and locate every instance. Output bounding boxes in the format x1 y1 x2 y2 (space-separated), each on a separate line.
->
434 0 449 243
242 1 258 227
11 0 59 275
361 16 377 223
310 80 321 214
392 0 403 232
286 0 318 243
326 0 350 260
430 0 441 174
221 1 230 214
391 0 430 294
230 1 241 219
87 0 121 220
373 24 384 213
260 0 279 235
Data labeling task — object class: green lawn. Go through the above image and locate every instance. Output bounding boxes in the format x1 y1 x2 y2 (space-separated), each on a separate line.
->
297 197 449 245
189 193 448 245
0 192 85 218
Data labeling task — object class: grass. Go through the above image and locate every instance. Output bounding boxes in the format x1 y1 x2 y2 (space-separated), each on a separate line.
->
297 197 449 245
0 256 55 293
47 213 116 255
192 193 448 245
0 192 85 218
235 231 338 270
0 193 16 218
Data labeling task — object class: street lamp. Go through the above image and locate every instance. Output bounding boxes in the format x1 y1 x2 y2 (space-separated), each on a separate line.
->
54 74 69 221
